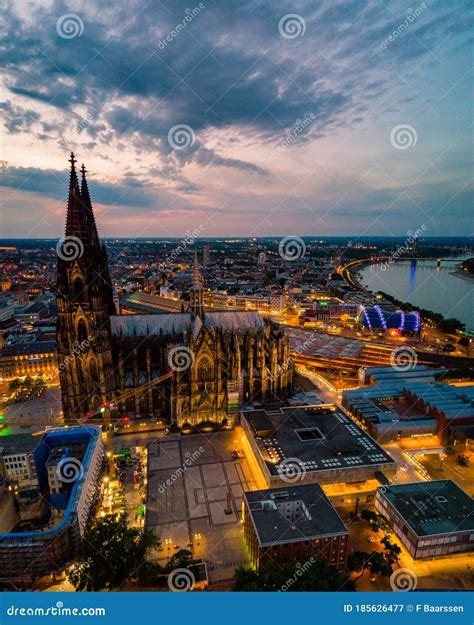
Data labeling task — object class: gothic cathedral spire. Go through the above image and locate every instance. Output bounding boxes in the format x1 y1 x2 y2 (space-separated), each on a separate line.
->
189 248 204 318
65 153 99 248
57 153 115 423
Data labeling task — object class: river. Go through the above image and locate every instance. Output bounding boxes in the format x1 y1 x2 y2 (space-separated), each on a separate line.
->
359 258 474 332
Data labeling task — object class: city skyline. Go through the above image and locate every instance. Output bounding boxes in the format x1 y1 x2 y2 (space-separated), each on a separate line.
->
1 0 472 238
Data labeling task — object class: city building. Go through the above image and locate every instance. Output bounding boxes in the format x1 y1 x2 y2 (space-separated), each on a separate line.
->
343 368 474 443
0 334 57 379
242 484 349 570
0 433 41 488
202 244 210 268
356 305 420 336
0 426 104 588
375 480 474 560
56 155 292 427
241 405 396 488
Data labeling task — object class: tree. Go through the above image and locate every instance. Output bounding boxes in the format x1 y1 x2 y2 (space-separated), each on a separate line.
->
70 515 159 591
381 536 401 564
347 551 371 576
232 558 355 591
8 378 20 392
456 454 469 468
167 549 194 571
361 509 392 535
367 552 393 577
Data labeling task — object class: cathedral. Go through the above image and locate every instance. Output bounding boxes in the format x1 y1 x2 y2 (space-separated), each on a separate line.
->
56 155 293 428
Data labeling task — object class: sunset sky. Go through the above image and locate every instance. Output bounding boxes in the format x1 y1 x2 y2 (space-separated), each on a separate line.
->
1 0 472 238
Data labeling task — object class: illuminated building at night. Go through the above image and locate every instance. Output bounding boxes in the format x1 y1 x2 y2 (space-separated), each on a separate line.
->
242 484 349 571
56 155 292 426
375 480 474 559
241 405 396 488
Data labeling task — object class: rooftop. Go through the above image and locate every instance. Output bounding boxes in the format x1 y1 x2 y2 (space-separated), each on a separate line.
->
242 405 395 477
110 310 265 337
0 433 40 456
379 480 474 537
244 483 348 546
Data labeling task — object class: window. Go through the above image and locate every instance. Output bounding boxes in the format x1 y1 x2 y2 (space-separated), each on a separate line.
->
73 277 85 301
77 319 88 344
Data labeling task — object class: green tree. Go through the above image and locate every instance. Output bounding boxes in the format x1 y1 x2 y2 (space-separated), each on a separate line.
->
232 558 355 591
166 549 194 571
381 536 401 564
347 551 371 576
456 454 469 468
70 515 159 591
8 378 20 392
367 552 393 577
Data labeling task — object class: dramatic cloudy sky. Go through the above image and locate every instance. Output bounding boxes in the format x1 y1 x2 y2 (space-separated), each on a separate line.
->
1 0 472 238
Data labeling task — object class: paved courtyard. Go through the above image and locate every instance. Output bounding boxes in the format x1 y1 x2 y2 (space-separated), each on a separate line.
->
145 427 266 583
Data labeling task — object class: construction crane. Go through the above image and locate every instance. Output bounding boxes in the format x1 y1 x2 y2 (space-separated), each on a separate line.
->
90 370 174 475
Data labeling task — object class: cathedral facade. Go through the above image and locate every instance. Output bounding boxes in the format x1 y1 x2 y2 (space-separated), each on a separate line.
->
56 155 293 428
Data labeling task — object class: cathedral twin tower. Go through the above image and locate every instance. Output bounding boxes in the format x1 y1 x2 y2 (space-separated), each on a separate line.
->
56 155 292 427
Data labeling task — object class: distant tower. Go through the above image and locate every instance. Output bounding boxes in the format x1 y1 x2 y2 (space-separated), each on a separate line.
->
189 249 204 318
56 154 116 423
258 251 267 265
202 244 210 268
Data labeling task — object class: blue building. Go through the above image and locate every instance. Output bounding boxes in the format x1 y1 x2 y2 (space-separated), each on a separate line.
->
357 305 420 336
0 426 104 588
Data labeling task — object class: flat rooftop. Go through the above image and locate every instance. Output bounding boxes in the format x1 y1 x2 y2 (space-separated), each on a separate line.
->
379 480 474 537
242 405 395 477
244 483 347 546
0 433 40 456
